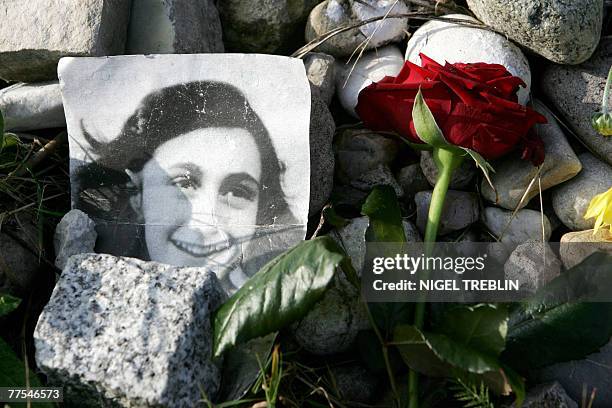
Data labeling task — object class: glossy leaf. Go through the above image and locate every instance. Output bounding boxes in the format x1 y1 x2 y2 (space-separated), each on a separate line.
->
393 324 522 398
216 334 276 402
361 185 405 243
213 237 345 357
0 293 21 316
361 186 412 335
392 305 519 397
504 252 612 371
435 304 508 358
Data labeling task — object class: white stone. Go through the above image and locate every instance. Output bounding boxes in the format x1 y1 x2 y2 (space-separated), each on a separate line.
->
405 14 532 105
336 45 404 117
352 0 410 47
0 82 65 131
0 0 131 82
126 0 224 54
306 0 409 58
34 254 225 406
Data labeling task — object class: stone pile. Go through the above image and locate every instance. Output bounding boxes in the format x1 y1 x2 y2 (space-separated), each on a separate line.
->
0 0 609 405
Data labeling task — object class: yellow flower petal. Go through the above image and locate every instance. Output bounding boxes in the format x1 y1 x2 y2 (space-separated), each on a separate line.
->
584 187 612 235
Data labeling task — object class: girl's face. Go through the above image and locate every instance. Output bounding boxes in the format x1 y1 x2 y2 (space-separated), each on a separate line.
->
133 127 262 276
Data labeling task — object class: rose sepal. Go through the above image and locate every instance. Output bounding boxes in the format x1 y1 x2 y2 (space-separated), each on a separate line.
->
412 88 496 191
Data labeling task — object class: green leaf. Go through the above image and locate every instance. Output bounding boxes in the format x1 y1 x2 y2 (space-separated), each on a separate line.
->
392 305 520 397
212 237 345 357
216 333 276 403
435 304 508 358
360 186 413 335
0 338 54 408
0 293 21 316
392 325 518 396
361 185 405 243
504 252 612 371
462 148 496 192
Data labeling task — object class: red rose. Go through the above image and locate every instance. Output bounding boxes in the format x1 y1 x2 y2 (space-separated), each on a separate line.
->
355 54 547 165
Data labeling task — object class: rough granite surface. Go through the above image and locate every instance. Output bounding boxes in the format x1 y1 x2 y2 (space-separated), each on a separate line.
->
541 38 612 166
0 0 131 81
126 0 224 54
467 0 603 64
0 82 65 131
34 254 226 407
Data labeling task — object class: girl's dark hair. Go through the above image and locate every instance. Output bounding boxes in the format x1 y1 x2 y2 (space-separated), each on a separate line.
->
75 81 298 261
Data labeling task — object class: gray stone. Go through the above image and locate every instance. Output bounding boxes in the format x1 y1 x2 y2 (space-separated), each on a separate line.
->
504 242 561 294
54 209 97 271
518 382 578 408
483 207 552 247
34 253 226 407
482 100 582 210
0 82 65 131
420 150 476 190
467 0 603 65
330 363 377 403
0 216 41 296
552 153 612 231
541 39 612 166
304 52 336 106
126 0 224 54
534 342 612 408
396 163 430 198
290 273 369 356
310 92 336 216
335 45 404 117
405 14 532 105
334 129 399 184
332 216 420 272
291 216 419 355
559 228 612 270
219 0 319 53
305 0 410 58
350 164 404 198
415 190 479 235
0 0 131 82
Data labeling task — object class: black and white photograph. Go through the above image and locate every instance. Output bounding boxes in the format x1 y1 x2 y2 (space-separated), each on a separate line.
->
59 54 311 293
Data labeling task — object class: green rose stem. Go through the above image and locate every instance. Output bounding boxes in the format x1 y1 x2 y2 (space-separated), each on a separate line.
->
408 147 464 408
